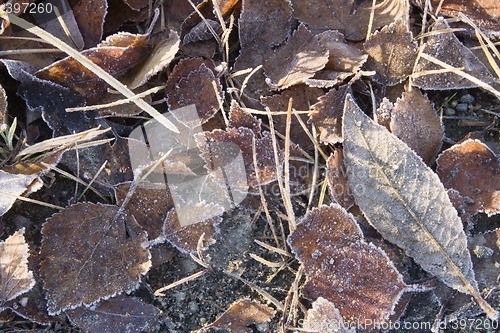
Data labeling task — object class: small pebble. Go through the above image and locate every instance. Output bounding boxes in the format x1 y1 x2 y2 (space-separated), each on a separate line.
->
460 94 475 104
256 322 270 332
455 103 468 113
188 301 199 313
445 107 456 116
473 245 494 259
450 100 458 107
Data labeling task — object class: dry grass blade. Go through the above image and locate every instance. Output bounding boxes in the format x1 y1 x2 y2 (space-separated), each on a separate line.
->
0 11 179 133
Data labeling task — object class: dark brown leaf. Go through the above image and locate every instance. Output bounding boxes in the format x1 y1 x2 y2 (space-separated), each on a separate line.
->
228 100 262 135
40 203 151 315
291 0 407 41
166 64 223 126
390 87 443 164
363 20 418 86
205 299 276 333
326 148 355 210
263 24 328 90
309 85 350 144
436 139 499 217
69 0 107 48
35 32 149 102
288 204 407 326
66 295 160 333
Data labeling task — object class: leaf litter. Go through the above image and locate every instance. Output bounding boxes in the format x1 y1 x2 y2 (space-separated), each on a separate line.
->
1 0 500 331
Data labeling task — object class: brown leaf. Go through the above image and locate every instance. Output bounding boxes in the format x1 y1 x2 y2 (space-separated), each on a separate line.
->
228 100 262 135
66 295 160 333
412 19 495 90
263 24 328 90
123 0 148 10
163 205 221 253
183 19 222 44
69 0 107 48
166 63 223 126
326 148 355 210
363 20 418 86
431 0 500 37
389 87 443 164
0 228 35 303
309 85 350 144
288 204 407 326
318 30 367 73
436 139 500 217
196 127 283 193
303 297 355 333
206 299 276 333
40 203 151 315
291 0 407 41
114 182 174 241
342 94 498 320
35 32 149 102
165 57 215 100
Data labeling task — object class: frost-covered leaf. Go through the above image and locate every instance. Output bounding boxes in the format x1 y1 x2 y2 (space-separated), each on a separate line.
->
436 139 499 217
288 204 407 326
263 24 328 90
166 64 223 126
0 171 38 216
35 32 149 102
303 297 355 333
126 31 180 89
363 20 418 86
40 203 151 315
431 0 500 38
228 100 262 135
0 228 35 303
468 229 500 291
309 85 350 144
163 205 221 253
205 299 276 333
66 295 160 333
412 19 495 90
70 0 108 48
291 0 407 41
390 87 443 164
342 94 498 320
326 148 354 210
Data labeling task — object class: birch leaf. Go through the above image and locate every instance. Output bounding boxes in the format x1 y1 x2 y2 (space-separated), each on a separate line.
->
341 94 498 320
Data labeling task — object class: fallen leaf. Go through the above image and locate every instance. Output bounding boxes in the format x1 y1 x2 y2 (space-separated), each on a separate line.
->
431 0 500 38
363 20 418 86
318 30 367 74
163 205 222 253
165 57 216 100
303 297 355 333
291 0 407 41
66 295 160 333
69 0 108 48
389 86 443 164
35 32 149 102
326 148 355 210
412 19 495 91
114 182 174 241
263 24 328 90
183 19 222 44
436 139 500 217
40 203 151 315
342 94 498 320
123 0 148 11
125 30 180 89
0 228 35 303
205 299 276 333
228 100 262 135
166 63 223 126
309 85 350 144
0 171 38 216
